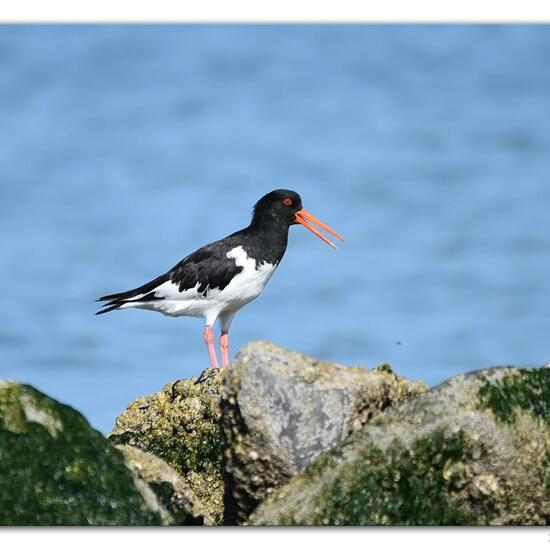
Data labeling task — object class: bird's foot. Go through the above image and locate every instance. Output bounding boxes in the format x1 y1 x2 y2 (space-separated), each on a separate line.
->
195 367 222 385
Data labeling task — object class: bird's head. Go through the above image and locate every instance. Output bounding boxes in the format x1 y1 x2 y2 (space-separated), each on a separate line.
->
252 189 344 249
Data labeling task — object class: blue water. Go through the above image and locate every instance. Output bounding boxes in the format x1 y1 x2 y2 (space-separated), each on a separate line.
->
1 25 549 433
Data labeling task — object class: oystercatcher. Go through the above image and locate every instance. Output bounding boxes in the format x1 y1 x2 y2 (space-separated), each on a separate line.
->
96 189 343 368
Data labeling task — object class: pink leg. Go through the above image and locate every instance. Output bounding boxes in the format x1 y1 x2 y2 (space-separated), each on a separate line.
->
220 332 230 368
203 325 219 369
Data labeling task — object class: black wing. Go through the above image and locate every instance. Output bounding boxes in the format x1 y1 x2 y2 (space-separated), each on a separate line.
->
96 238 244 314
168 241 244 297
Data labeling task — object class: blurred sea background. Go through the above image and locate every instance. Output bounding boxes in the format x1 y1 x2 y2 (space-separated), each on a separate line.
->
0 25 549 433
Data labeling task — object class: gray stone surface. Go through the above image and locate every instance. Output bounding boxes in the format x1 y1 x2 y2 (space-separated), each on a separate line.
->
3 345 548 526
250 366 550 526
220 341 428 524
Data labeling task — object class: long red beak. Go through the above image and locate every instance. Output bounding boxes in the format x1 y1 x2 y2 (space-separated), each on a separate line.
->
294 208 344 249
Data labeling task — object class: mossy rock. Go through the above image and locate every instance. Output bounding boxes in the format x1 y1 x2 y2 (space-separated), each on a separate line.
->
108 368 226 524
250 366 550 526
0 381 161 526
221 341 428 524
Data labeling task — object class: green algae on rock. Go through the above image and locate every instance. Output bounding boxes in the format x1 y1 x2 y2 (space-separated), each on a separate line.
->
117 444 215 525
108 368 226 524
220 341 428 524
478 367 550 424
264 429 481 526
249 366 550 526
0 381 161 526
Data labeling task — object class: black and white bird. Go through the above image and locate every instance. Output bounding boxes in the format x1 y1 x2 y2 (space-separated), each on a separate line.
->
96 189 343 369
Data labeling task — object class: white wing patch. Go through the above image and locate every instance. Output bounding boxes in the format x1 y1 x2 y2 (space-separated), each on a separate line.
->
119 246 277 325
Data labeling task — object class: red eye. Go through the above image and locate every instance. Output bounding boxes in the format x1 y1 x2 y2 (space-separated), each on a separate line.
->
283 198 293 206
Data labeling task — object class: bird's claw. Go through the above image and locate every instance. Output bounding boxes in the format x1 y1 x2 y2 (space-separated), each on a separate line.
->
194 367 222 385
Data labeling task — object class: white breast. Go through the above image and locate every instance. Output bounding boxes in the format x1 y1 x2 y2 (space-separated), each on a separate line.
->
221 246 277 308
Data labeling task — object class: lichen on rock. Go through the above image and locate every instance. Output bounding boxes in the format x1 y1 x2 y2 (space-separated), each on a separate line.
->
117 444 215 525
108 368 226 524
0 381 161 526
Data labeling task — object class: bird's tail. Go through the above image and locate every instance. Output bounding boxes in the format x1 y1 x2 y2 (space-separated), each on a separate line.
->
95 301 125 315
95 273 169 315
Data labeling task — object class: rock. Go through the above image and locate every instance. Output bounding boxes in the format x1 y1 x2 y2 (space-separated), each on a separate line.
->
117 444 214 525
220 341 428 524
108 368 226 524
0 381 161 526
250 366 550 526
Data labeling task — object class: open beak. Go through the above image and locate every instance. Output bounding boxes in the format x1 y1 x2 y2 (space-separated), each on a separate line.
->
294 208 344 249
